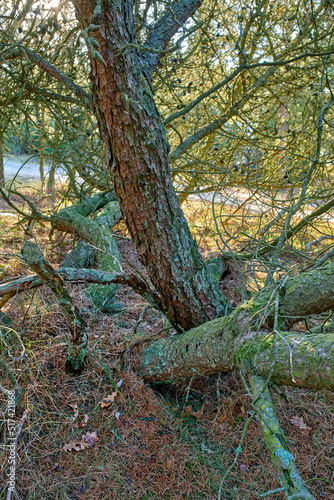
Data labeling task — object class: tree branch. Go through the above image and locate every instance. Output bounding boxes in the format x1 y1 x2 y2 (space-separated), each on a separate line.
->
141 0 204 81
0 268 162 313
140 271 334 389
164 49 334 127
1 46 93 111
169 65 277 161
21 242 87 370
141 312 334 390
249 374 316 500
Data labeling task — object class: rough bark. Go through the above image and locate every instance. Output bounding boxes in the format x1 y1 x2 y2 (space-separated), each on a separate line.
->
74 0 230 332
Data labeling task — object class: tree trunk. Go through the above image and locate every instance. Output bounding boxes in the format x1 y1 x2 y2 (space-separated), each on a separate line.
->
0 139 4 186
37 106 45 185
47 120 59 199
3 3 332 497
74 0 229 332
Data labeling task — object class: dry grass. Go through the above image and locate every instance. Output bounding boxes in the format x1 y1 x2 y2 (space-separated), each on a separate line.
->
1 202 334 499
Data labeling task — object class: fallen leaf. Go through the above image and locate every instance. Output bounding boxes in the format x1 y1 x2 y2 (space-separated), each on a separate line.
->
63 431 99 452
63 441 89 452
201 442 214 454
70 403 79 421
82 431 99 447
100 392 117 408
78 414 89 428
290 416 311 433
184 405 194 415
183 404 204 419
193 405 204 419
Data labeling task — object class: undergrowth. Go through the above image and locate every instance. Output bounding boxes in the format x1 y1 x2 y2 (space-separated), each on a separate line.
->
0 203 334 499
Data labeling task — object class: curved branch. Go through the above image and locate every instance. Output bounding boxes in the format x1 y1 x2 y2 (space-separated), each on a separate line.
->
21 241 87 370
0 268 162 311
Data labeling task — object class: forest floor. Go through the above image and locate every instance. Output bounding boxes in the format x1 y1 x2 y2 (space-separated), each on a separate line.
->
0 198 334 500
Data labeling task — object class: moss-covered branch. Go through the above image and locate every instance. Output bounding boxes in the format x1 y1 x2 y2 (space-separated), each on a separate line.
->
0 268 162 312
21 242 87 371
140 299 334 390
52 194 122 313
249 375 316 500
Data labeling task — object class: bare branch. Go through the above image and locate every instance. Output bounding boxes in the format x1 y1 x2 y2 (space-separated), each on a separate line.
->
1 47 93 111
141 0 204 81
169 65 277 161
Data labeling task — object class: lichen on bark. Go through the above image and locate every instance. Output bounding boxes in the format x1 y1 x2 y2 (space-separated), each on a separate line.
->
21 241 87 371
55 197 122 314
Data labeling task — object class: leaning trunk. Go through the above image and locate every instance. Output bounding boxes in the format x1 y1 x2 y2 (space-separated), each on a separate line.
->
74 1 229 332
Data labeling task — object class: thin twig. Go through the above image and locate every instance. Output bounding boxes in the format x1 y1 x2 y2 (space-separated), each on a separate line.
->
6 409 30 500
